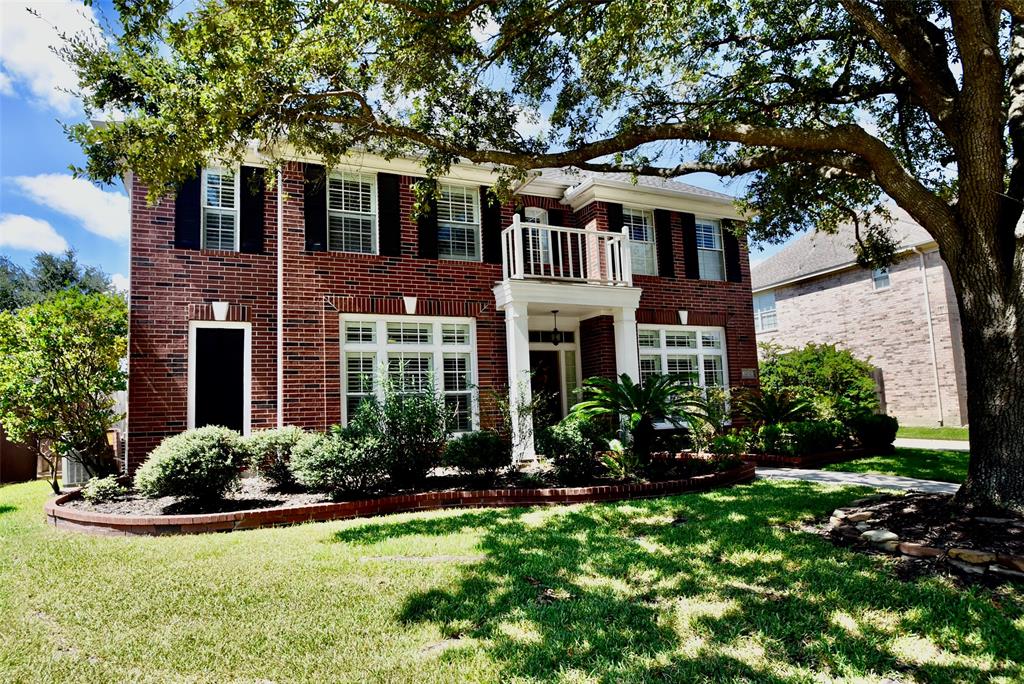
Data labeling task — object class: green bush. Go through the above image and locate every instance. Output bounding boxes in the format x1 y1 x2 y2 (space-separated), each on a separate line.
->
134 426 242 500
537 413 610 483
847 413 899 450
442 431 512 481
81 475 127 503
290 431 387 498
784 420 845 456
241 426 306 489
759 343 879 422
709 432 747 457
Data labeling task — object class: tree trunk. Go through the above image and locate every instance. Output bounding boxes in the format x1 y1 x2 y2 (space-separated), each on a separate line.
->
951 246 1024 513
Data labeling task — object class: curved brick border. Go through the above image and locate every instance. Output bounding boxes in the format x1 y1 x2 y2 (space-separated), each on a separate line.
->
744 447 887 468
45 463 755 536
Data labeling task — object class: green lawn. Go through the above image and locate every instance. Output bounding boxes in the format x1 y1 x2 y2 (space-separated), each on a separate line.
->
896 426 970 441
2 479 1021 683
823 448 969 483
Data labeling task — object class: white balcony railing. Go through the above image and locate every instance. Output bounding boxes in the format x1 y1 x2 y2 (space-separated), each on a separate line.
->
501 215 633 286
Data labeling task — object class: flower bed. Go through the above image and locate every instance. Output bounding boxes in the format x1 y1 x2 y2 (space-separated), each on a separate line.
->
45 462 756 536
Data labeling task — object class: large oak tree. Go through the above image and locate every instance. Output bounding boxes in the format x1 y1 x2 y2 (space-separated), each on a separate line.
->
66 0 1022 509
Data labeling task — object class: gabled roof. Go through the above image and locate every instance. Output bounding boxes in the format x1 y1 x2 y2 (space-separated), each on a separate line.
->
750 206 934 291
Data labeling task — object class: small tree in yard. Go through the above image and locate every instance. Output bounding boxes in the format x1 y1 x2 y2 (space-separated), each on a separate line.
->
0 291 127 492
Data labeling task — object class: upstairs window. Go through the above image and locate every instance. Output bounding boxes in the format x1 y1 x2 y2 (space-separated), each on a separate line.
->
437 184 481 261
695 219 725 280
753 292 777 333
872 267 891 290
328 172 376 254
201 168 239 251
623 207 657 276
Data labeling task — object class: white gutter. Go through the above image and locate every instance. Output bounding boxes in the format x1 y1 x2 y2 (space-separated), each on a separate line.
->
276 169 285 428
914 246 944 425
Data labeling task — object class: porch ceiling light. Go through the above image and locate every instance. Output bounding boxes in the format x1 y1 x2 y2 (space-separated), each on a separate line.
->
550 310 564 346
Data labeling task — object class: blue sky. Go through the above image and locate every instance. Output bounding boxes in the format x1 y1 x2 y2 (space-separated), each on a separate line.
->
0 0 784 286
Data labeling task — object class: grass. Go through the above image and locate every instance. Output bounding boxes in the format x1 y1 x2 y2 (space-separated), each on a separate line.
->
823 448 969 483
2 479 1022 682
897 426 970 441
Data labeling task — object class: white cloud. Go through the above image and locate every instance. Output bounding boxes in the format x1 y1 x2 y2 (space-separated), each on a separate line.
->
0 1 101 115
0 71 13 96
0 214 68 252
110 272 129 292
13 174 129 241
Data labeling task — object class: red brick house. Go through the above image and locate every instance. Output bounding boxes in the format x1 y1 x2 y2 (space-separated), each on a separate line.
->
125 154 759 468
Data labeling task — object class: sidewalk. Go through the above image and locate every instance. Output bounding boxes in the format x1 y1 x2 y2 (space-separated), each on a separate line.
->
893 438 970 452
757 467 960 494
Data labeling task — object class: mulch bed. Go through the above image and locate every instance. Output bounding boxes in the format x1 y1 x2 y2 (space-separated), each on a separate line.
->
821 492 1024 586
745 446 884 468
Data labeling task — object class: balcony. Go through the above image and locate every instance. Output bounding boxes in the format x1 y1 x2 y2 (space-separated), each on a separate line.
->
501 215 633 286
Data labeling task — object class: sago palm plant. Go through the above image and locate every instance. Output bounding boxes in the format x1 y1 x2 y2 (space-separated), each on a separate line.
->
734 388 812 426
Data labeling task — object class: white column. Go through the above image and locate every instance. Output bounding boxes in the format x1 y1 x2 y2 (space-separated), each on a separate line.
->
613 307 640 382
504 301 535 461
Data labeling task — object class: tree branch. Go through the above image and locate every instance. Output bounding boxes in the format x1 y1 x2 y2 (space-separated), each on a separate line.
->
575 150 874 179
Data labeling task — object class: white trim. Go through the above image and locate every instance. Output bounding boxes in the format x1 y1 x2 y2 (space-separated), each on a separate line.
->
914 247 944 425
527 325 583 416
200 167 241 251
276 170 284 428
493 279 643 312
338 313 480 431
563 177 744 219
187 320 252 435
636 323 730 390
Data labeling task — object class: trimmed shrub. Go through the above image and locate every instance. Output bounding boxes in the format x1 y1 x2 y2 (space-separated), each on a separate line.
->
785 420 845 456
134 426 242 500
442 431 511 481
241 426 306 489
759 343 879 422
847 413 899 450
709 432 746 457
290 431 387 498
81 475 127 503
537 413 610 483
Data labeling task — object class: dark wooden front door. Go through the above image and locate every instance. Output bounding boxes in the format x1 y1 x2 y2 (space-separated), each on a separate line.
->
530 350 562 429
195 328 245 432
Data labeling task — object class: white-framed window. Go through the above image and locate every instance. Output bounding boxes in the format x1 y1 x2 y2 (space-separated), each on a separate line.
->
340 315 479 432
437 184 481 261
522 206 552 269
695 218 725 281
753 291 777 333
327 171 377 254
623 207 657 276
637 325 729 390
523 207 548 224
872 267 891 290
201 167 239 251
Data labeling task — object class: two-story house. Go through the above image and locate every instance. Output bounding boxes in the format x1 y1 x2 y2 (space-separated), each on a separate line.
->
751 206 968 427
125 155 759 467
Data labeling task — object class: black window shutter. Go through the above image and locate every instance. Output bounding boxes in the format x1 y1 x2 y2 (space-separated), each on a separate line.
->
174 170 202 249
377 172 402 256
416 180 439 259
481 186 503 264
239 166 265 254
547 208 564 226
653 209 675 278
681 212 700 279
605 202 623 232
303 163 327 251
723 219 743 282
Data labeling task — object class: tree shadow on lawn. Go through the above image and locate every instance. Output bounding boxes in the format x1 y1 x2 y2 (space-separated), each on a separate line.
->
0 504 14 516
340 480 1024 682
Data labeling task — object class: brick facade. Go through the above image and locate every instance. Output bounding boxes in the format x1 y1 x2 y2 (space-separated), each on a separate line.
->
127 162 759 468
757 248 968 426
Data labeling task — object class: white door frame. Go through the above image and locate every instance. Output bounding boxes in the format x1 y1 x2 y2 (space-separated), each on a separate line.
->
187 320 252 435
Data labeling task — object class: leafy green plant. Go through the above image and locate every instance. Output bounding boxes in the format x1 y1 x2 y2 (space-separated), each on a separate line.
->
442 430 512 482
784 420 845 457
241 426 306 489
687 385 730 454
600 439 643 481
134 426 242 501
759 343 879 423
735 388 812 426
537 413 611 483
81 475 127 504
290 431 387 498
571 374 704 463
847 413 899 450
709 432 747 457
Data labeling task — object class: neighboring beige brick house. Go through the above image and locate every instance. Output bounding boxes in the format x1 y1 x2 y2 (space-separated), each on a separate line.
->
751 207 968 427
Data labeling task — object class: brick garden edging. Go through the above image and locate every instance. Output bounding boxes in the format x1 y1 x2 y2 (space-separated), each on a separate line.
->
744 446 887 468
44 462 756 536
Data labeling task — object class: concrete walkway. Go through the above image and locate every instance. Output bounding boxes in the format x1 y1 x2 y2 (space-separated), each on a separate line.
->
893 437 970 452
758 467 960 494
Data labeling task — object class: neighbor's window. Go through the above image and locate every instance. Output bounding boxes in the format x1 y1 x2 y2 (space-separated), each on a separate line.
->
753 291 777 333
637 325 728 390
695 218 725 281
623 207 657 276
340 316 478 431
872 267 891 290
201 168 238 251
327 171 377 254
437 184 481 261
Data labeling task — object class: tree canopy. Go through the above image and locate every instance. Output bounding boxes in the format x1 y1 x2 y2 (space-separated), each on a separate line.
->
0 250 113 312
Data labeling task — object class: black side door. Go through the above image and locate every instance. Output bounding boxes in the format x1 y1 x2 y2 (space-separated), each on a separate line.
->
194 328 245 432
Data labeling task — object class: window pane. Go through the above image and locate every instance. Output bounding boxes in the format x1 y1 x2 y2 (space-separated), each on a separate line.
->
639 355 662 385
873 268 890 289
328 214 374 253
386 322 432 345
345 322 375 343
438 223 480 261
327 173 376 254
388 352 432 393
438 185 478 224
667 355 698 384
701 332 723 349
345 353 376 393
523 207 548 224
695 221 721 249
665 331 697 348
203 209 236 250
563 349 579 404
703 356 725 386
442 323 470 345
205 170 235 209
445 395 472 432
638 330 660 348
624 208 656 276
443 353 471 392
698 249 725 280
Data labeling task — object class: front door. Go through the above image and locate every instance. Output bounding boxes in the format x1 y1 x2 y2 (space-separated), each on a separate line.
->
530 350 562 429
194 327 245 432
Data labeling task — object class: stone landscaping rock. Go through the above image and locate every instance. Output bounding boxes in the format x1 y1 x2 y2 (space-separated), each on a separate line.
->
989 565 1024 581
878 541 900 553
898 542 943 558
948 559 986 575
974 516 1016 525
846 511 875 523
855 522 872 532
861 529 898 543
948 548 996 565
996 554 1024 572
